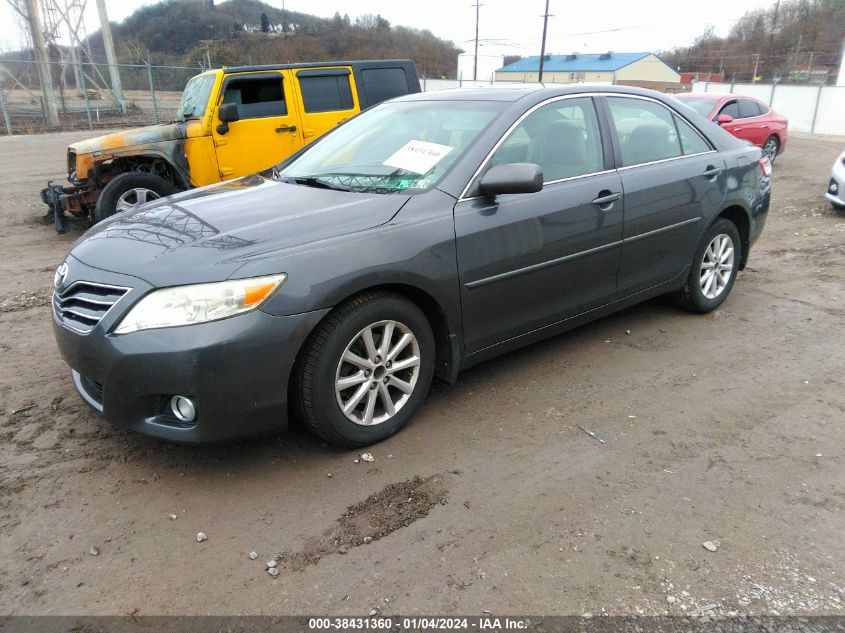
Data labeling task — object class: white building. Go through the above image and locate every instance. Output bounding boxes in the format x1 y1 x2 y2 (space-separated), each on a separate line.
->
457 53 505 82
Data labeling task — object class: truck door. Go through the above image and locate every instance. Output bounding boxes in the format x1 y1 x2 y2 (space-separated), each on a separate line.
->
211 70 302 180
292 67 359 146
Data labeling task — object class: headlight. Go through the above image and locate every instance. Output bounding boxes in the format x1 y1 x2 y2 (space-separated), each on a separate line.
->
114 274 286 334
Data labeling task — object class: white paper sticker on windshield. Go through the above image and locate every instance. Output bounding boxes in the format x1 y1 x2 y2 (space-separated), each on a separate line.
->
383 140 454 175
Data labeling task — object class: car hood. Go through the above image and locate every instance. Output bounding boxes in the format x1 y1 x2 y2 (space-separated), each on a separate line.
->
70 123 185 155
69 175 410 287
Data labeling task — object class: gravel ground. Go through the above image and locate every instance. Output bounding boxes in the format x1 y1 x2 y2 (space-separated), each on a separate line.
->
0 130 843 617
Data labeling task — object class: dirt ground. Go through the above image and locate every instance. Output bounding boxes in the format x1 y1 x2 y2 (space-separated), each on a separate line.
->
0 131 843 617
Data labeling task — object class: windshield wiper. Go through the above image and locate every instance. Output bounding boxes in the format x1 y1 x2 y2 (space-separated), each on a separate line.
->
279 176 352 192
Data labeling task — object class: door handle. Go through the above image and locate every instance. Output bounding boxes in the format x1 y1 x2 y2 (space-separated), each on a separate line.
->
702 166 723 179
276 125 297 133
592 191 621 210
761 124 769 128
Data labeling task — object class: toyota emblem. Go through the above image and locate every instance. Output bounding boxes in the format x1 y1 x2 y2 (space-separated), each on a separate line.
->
54 262 68 289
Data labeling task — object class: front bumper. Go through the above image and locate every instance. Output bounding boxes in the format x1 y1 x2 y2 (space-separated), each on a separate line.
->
52 258 329 443
826 158 845 207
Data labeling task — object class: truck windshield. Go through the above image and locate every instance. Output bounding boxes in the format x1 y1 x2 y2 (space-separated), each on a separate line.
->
178 74 216 120
278 100 506 194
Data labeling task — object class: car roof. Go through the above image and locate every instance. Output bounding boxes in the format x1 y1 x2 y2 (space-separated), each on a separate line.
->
677 92 758 101
395 84 681 103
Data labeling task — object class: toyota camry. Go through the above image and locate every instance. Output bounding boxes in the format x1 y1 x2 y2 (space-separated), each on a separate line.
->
52 86 771 447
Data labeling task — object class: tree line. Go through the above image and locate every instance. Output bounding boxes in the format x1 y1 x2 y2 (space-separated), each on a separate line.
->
662 0 845 83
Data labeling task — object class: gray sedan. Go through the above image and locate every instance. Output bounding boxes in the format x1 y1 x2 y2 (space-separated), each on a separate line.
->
52 86 771 446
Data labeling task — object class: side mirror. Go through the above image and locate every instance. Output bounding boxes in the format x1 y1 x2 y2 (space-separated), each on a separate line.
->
478 163 543 197
716 113 734 126
216 102 240 135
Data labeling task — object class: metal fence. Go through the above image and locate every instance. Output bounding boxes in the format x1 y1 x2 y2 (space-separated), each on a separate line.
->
0 59 205 134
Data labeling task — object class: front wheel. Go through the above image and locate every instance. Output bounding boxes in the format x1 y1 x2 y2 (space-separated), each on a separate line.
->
293 292 435 447
93 172 179 223
673 218 741 313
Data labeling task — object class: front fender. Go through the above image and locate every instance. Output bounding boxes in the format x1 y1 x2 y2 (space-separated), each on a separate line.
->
238 190 463 337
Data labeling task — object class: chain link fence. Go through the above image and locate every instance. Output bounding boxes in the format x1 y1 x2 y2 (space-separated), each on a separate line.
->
0 59 207 134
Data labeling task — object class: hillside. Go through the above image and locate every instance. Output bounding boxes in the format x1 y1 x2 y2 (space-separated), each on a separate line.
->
663 0 845 83
94 0 461 77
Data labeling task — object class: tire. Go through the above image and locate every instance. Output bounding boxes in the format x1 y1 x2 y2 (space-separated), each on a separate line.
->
762 135 779 164
673 218 742 314
93 172 179 223
293 291 435 448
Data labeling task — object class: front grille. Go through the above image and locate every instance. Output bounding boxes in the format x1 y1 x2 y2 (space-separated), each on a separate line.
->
53 281 130 333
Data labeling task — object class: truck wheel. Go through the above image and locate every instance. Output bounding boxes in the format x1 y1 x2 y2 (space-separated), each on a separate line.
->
93 172 179 223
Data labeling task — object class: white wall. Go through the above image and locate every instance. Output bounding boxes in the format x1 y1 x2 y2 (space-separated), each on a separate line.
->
697 81 845 135
838 38 845 87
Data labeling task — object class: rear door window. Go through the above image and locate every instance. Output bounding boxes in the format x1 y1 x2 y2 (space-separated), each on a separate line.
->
221 74 286 119
674 115 711 155
298 73 354 113
606 97 683 167
738 99 762 118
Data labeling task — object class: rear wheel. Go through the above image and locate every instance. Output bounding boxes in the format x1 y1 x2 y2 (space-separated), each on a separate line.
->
293 292 435 447
93 172 179 223
673 218 741 314
762 135 779 164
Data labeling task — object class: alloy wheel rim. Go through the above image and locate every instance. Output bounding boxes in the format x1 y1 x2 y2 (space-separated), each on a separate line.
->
700 233 735 300
763 139 777 162
116 188 160 212
334 320 420 426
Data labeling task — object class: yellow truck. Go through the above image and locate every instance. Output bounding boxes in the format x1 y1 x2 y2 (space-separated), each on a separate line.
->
41 59 420 232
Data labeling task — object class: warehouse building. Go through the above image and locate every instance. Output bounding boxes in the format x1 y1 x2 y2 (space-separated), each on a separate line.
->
495 52 680 84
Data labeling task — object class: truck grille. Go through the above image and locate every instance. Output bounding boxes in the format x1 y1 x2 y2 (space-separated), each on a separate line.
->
53 281 130 333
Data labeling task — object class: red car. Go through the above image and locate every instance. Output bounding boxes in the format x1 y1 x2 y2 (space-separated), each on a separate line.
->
675 93 788 163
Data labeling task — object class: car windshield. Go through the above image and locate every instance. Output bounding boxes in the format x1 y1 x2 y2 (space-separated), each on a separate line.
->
178 74 216 120
675 96 719 118
278 100 506 194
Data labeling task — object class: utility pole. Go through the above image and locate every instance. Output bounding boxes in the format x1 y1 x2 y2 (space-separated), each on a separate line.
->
806 50 814 83
95 0 125 112
765 0 780 80
23 0 60 126
281 0 287 62
472 1 482 81
538 0 551 83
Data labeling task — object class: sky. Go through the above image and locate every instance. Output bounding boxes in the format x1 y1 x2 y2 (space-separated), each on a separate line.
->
0 0 777 57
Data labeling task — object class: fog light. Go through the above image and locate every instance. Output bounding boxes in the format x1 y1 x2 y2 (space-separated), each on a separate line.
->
170 395 197 422
830 182 839 194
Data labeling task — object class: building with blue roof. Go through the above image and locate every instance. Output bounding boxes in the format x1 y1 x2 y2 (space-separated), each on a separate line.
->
495 52 680 84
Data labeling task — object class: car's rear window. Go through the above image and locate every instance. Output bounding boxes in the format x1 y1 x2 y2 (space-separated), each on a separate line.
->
676 96 719 118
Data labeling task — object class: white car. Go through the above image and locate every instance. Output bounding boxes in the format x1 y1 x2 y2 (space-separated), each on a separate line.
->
827 150 845 209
